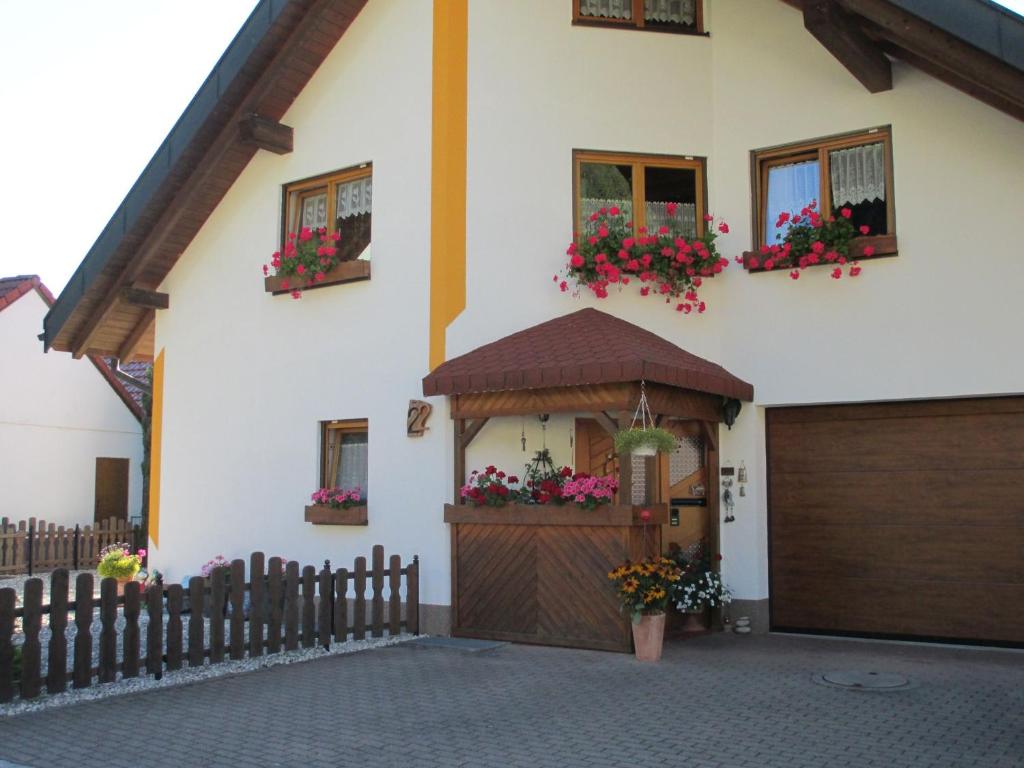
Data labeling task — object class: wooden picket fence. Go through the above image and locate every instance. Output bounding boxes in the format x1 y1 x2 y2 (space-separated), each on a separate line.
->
0 517 144 576
0 546 419 702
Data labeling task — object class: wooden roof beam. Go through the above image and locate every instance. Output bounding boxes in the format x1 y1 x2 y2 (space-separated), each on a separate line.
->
804 0 893 93
840 0 1024 108
121 286 169 310
117 309 155 362
239 114 293 155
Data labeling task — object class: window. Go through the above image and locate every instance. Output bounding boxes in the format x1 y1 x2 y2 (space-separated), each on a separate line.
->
320 420 368 499
573 150 706 239
573 0 703 34
283 164 372 262
753 128 894 249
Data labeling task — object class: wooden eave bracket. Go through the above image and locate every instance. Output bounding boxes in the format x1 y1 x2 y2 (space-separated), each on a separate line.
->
459 417 490 449
699 420 718 452
121 286 169 310
803 0 892 93
591 411 620 438
239 114 294 155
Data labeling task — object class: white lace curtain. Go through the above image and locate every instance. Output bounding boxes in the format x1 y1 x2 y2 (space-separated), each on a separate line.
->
337 176 373 219
581 198 696 238
830 142 886 208
300 193 328 230
765 160 819 243
578 0 696 24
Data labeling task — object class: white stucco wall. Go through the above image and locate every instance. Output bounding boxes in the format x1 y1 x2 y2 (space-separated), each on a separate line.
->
0 290 144 526
152 0 1024 608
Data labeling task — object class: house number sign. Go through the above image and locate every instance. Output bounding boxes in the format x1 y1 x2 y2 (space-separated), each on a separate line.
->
407 400 433 437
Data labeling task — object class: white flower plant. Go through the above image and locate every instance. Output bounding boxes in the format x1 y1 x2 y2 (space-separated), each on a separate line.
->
674 569 732 613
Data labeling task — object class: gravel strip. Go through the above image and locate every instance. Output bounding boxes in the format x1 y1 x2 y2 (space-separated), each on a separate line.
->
1 633 415 717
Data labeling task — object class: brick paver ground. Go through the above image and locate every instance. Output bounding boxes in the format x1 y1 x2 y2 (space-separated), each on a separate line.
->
0 634 1021 767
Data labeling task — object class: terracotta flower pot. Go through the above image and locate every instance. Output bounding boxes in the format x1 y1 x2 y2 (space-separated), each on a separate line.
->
631 612 666 662
115 576 135 596
680 610 706 632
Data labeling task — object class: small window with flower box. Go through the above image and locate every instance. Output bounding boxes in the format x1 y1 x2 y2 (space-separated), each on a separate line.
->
305 419 368 526
573 0 704 35
265 164 373 296
573 150 706 238
746 127 897 272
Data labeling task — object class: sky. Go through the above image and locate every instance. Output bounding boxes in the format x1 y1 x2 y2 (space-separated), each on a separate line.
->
1 0 1022 295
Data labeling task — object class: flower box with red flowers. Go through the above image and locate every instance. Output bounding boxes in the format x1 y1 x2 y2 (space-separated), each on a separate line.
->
558 206 732 316
739 203 896 279
263 226 371 298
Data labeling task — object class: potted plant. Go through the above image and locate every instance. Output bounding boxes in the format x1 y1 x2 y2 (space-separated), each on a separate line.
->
613 426 677 457
97 543 146 595
560 205 732 315
305 486 367 525
607 556 683 661
668 541 731 631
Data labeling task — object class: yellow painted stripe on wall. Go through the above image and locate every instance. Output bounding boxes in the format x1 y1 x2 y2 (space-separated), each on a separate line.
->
148 349 165 548
429 0 468 371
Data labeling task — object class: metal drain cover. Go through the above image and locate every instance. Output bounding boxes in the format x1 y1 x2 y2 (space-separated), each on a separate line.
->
816 671 910 690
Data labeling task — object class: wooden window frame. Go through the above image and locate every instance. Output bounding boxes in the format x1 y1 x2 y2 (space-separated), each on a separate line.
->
281 162 372 246
750 126 897 258
572 149 707 237
572 0 706 36
319 419 369 491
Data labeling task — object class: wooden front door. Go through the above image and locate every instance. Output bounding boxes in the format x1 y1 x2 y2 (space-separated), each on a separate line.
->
94 457 130 523
768 397 1024 645
658 421 711 553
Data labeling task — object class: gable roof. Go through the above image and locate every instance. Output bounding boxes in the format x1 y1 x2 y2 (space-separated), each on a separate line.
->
422 308 754 401
43 0 369 361
42 0 1024 362
1 275 145 422
0 275 55 313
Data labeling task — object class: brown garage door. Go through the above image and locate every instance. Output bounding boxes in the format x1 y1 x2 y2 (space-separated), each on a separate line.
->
768 397 1024 645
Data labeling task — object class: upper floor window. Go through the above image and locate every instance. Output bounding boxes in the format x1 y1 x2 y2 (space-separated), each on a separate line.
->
753 128 894 249
573 150 706 239
284 164 372 262
574 0 703 34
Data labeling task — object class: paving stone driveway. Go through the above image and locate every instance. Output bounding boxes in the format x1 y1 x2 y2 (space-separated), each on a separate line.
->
1 634 1021 768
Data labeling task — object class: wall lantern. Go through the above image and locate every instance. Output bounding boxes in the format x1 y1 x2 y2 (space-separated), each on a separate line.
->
722 398 742 429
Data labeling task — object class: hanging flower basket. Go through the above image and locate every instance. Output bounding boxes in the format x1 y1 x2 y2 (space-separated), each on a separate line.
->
614 427 677 457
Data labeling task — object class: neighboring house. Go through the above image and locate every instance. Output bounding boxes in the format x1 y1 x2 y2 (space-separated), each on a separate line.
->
42 1 1024 645
1 276 145 527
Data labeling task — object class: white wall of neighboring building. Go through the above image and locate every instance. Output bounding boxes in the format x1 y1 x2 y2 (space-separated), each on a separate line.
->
152 0 1024 609
0 290 144 527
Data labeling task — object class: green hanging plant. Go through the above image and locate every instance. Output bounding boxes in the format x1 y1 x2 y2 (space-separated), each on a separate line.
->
614 427 678 457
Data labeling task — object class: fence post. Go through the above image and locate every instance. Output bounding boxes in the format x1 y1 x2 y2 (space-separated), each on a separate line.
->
26 521 33 577
73 524 80 571
319 560 333 650
410 555 420 636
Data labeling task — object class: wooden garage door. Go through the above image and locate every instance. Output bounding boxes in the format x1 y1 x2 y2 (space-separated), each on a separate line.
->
768 397 1024 645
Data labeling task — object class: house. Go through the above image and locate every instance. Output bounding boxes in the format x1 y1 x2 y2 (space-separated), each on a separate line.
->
0 275 145 527
41 0 1024 646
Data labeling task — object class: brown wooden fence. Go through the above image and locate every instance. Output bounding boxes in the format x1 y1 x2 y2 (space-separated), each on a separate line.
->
0 545 418 702
0 517 145 576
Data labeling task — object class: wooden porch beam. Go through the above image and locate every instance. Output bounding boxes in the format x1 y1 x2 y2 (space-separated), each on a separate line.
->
117 309 155 362
459 417 490 449
120 287 169 310
591 411 619 438
803 0 892 93
699 420 718 453
239 114 294 155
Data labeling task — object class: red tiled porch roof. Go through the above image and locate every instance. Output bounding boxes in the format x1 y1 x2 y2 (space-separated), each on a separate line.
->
422 308 754 401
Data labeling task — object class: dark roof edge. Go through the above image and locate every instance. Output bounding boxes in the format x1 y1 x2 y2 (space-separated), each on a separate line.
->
43 0 291 350
888 0 1024 73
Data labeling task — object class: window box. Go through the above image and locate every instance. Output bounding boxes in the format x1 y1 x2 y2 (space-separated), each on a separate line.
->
304 504 368 526
740 234 897 273
264 259 370 295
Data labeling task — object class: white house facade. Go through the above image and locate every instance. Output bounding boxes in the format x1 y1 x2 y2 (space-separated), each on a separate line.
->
1 276 144 528
44 0 1024 646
